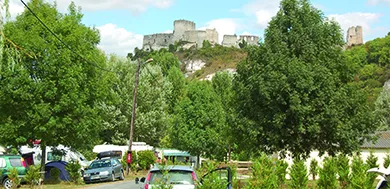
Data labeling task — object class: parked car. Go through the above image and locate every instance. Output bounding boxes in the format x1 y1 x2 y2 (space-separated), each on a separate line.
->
83 157 124 184
136 165 232 189
0 154 27 189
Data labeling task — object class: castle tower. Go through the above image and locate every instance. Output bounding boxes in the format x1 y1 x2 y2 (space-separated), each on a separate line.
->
346 26 363 47
173 20 196 42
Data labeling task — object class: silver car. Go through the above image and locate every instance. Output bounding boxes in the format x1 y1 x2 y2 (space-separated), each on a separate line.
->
83 157 124 184
136 165 232 189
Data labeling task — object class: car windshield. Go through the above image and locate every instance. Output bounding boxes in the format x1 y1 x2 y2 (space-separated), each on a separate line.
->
149 170 194 185
88 159 111 169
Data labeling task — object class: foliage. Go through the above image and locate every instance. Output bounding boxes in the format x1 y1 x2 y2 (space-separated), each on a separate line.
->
317 157 337 189
289 158 308 189
171 80 226 160
202 40 212 49
65 161 82 184
9 167 21 188
137 150 156 170
309 158 318 180
336 154 350 189
45 168 61 184
238 39 248 49
244 154 278 189
350 154 368 189
276 159 288 185
150 51 181 76
384 152 390 168
121 151 137 172
233 0 377 158
365 152 378 188
374 88 390 130
0 0 107 169
25 165 41 188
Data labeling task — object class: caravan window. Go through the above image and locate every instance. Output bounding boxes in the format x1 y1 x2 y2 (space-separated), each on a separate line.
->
47 152 62 161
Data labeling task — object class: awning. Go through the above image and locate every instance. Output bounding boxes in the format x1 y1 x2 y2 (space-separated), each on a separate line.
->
162 149 190 157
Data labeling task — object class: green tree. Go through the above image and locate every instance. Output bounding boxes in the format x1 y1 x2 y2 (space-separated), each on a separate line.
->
171 81 226 162
365 152 378 188
317 157 337 189
309 158 318 181
336 154 350 189
289 158 308 189
233 0 376 158
150 51 180 76
384 152 390 168
276 159 288 186
0 0 106 174
245 154 278 189
350 154 368 189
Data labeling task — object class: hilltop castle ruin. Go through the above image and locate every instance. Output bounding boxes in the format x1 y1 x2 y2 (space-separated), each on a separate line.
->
142 19 259 51
346 26 363 47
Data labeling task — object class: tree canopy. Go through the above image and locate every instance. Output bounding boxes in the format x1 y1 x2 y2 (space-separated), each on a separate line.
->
233 0 377 157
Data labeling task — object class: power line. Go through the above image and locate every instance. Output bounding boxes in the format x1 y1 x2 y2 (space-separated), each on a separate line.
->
19 0 116 73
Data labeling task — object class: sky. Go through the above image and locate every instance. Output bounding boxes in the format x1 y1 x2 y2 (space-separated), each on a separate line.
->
9 0 390 56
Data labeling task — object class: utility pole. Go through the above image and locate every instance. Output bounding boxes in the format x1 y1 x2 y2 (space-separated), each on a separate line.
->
126 58 153 175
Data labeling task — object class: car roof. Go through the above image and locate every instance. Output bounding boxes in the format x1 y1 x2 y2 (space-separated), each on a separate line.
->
150 165 194 172
0 154 22 158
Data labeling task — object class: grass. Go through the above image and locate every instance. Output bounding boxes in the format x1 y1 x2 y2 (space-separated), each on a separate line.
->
17 170 149 189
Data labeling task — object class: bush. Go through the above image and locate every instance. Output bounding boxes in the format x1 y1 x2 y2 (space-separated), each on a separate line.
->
25 165 41 188
309 158 318 180
289 158 308 189
121 151 137 172
245 153 278 189
9 167 21 188
350 154 368 189
276 159 288 185
65 161 82 184
336 154 350 189
317 157 337 189
137 150 156 170
45 168 61 184
366 152 378 188
383 152 390 168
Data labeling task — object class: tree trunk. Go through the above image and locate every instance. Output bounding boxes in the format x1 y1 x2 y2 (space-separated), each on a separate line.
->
40 142 46 180
196 155 200 169
228 145 231 161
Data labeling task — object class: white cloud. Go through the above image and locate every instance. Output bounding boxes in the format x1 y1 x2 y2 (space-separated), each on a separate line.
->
97 24 143 56
241 31 252 35
162 30 173 34
8 0 25 19
328 12 381 41
242 0 281 29
367 0 390 5
200 18 240 43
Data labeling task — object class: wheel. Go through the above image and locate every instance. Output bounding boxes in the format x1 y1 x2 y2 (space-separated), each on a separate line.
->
3 178 12 189
111 172 115 182
119 170 124 180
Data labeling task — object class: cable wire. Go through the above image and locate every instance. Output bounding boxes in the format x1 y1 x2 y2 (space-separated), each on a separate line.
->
19 0 116 73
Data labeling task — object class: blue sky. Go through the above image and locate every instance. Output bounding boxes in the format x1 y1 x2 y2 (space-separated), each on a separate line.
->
10 0 390 56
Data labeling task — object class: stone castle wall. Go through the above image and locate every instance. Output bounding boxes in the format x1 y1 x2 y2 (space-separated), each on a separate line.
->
239 35 259 46
173 20 196 42
346 26 363 47
142 19 259 50
143 33 174 51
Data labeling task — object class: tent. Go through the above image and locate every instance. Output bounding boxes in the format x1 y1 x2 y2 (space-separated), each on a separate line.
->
44 161 71 181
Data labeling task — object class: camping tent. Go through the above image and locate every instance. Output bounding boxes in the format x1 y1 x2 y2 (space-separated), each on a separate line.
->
45 161 71 181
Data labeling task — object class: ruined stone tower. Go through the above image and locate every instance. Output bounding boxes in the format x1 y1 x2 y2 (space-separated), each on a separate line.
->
346 26 363 47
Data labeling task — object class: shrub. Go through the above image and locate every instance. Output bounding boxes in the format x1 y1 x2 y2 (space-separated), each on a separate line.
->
309 158 318 180
121 151 137 173
45 168 61 184
25 165 41 188
350 154 368 189
383 152 390 168
336 154 350 189
9 167 21 188
289 158 308 189
137 150 156 170
65 160 82 184
366 152 378 188
244 153 278 189
317 157 338 189
276 159 288 185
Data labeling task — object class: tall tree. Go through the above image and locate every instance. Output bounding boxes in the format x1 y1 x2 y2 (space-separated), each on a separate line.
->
0 0 106 172
171 80 226 161
233 0 376 157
